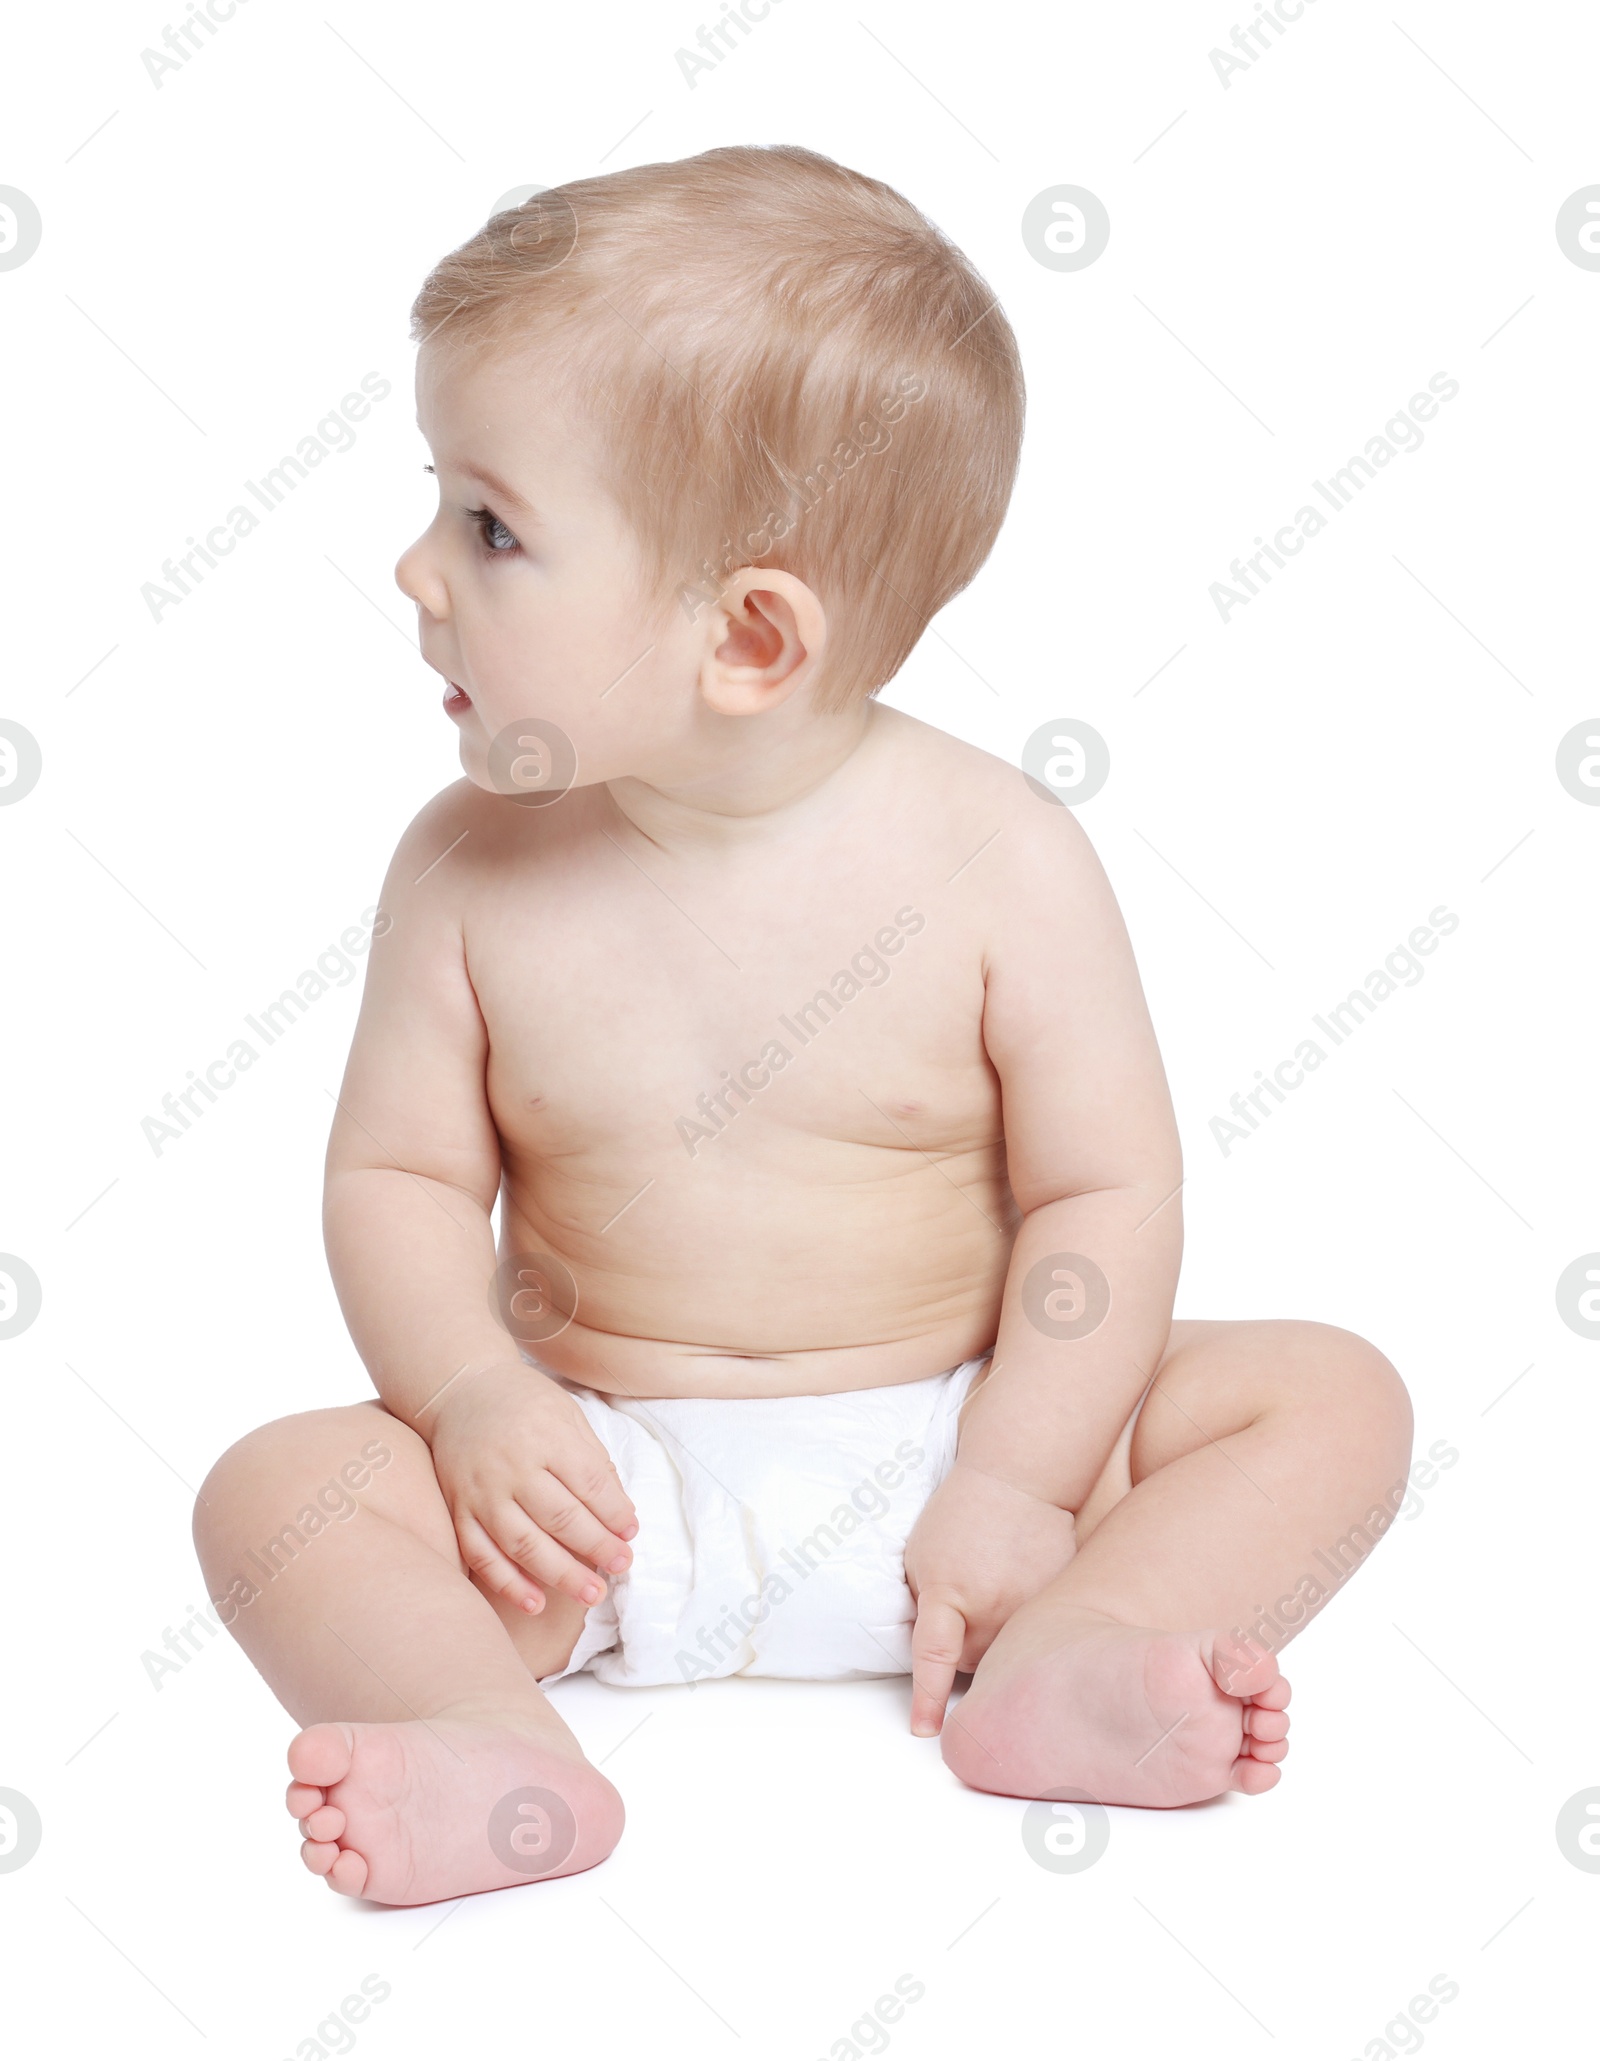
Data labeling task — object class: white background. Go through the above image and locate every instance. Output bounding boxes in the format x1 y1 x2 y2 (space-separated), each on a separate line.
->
3 0 1597 2053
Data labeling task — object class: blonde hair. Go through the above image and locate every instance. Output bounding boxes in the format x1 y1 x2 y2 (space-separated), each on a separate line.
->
410 145 1024 707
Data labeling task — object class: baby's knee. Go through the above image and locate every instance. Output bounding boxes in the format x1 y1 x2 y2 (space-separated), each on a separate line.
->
193 1402 412 1556
1278 1321 1413 1458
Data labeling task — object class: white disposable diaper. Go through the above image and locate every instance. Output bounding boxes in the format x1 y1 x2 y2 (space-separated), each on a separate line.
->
529 1355 991 1689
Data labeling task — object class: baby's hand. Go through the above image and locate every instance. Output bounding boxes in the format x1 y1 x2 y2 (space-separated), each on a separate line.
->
902 1461 1077 1736
424 1364 638 1614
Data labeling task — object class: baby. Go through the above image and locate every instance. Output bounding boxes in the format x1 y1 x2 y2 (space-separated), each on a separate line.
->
195 144 1412 1907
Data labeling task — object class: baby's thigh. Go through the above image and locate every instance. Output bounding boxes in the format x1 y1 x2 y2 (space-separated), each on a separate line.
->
1070 1318 1227 1540
1071 1382 1156 1544
197 1399 458 1564
1081 1316 1409 1533
196 1401 587 1679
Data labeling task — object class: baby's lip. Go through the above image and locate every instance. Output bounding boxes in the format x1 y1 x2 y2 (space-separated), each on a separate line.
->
424 652 469 696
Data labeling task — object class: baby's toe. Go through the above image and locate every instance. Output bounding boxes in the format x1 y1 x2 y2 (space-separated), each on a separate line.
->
1207 1633 1281 1699
288 1721 356 1790
326 1847 370 1897
1246 1706 1290 1743
303 1804 346 1843
1247 1736 1290 1763
301 1837 340 1877
1230 1757 1281 1794
286 1780 324 1818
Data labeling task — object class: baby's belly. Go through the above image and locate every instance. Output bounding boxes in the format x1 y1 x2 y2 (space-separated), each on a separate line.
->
499 1146 1017 1399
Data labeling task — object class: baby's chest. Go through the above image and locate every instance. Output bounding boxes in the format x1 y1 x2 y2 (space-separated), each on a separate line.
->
469 882 997 1157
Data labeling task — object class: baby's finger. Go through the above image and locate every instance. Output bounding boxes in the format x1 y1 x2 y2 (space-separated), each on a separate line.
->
454 1511 546 1614
496 1501 611 1607
910 1594 968 1737
554 1437 639 1543
527 1469 634 1575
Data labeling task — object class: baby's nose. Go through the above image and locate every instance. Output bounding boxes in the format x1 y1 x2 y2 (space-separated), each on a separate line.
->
394 539 446 619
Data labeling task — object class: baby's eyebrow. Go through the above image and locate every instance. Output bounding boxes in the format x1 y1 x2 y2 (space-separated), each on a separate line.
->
460 461 537 515
424 458 538 518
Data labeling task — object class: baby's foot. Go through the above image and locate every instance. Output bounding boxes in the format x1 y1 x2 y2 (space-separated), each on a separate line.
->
941 1607 1290 1807
285 1709 624 1905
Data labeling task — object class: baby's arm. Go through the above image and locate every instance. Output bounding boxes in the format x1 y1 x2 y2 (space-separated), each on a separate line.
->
324 789 635 1612
957 797 1184 1506
904 796 1181 1728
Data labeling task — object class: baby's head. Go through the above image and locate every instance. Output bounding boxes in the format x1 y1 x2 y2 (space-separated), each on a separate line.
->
396 144 1024 802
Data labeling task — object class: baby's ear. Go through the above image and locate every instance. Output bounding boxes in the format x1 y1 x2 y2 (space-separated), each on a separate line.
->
698 568 827 716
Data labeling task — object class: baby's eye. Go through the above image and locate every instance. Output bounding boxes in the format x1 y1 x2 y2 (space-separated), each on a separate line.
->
469 508 520 555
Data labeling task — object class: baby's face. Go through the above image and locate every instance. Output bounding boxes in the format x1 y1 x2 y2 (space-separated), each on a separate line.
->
396 342 690 796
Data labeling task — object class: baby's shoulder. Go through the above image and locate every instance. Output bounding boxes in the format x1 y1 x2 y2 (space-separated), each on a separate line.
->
378 778 553 910
868 706 1099 876
385 777 488 869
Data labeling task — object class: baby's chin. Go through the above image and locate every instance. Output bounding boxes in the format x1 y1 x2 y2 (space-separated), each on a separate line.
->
454 731 491 787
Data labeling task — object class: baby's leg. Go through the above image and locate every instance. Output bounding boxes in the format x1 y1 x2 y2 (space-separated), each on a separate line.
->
942 1319 1411 1807
193 1401 622 1905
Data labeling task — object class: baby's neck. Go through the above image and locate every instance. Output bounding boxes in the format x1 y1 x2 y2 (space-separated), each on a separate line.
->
605 699 883 855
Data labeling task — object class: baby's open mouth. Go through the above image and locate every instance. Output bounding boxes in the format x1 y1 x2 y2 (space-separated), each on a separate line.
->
443 681 472 716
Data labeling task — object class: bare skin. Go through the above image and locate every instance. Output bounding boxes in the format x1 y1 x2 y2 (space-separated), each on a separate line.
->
192 342 1411 1905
